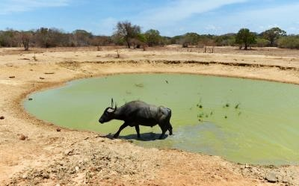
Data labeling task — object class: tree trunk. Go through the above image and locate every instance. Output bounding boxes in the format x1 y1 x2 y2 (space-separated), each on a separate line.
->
270 39 274 47
244 43 248 50
125 38 130 48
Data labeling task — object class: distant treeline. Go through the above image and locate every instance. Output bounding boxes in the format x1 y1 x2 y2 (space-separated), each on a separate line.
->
0 21 298 50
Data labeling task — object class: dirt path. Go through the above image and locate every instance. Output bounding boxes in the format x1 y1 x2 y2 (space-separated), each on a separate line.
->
1 47 299 185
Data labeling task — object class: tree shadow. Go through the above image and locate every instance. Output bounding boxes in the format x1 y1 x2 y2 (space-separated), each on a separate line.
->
104 132 169 141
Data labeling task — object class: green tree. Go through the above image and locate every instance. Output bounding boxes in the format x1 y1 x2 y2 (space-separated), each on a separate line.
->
182 32 201 47
236 28 256 50
144 29 161 47
115 21 141 48
262 27 286 47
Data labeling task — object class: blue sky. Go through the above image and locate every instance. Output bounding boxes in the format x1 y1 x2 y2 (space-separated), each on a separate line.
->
0 0 298 36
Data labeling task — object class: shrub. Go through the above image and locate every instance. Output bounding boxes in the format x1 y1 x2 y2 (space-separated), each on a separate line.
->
277 36 299 49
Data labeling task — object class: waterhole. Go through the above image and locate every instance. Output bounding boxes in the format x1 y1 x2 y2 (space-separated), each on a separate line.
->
24 74 299 165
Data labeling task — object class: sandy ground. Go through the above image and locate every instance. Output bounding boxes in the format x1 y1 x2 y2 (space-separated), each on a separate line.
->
1 46 299 185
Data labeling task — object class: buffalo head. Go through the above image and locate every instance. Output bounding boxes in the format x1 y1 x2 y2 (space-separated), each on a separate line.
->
99 99 117 124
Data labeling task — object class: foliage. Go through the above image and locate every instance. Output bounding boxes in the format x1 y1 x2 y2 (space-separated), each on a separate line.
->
34 27 66 48
182 32 201 47
72 29 93 46
214 34 236 46
254 38 270 47
144 29 162 47
115 21 141 48
277 35 299 49
91 36 113 46
235 28 256 50
197 35 216 47
261 27 286 47
0 25 298 50
0 29 19 47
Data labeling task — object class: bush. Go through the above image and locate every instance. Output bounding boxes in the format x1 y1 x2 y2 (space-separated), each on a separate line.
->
277 36 299 49
255 38 270 47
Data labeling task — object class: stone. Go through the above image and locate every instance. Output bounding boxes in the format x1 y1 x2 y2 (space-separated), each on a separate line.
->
0 116 4 120
19 134 27 140
265 172 277 183
64 149 74 156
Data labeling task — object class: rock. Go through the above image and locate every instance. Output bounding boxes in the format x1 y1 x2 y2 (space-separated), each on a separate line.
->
75 166 80 172
39 77 45 80
282 176 292 184
244 163 250 168
28 98 33 101
64 149 74 156
0 116 4 120
19 134 27 140
9 76 15 78
265 172 277 183
56 128 61 132
42 173 50 179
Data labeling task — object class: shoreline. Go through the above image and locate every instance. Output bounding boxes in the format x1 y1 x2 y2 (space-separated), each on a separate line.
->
1 47 299 185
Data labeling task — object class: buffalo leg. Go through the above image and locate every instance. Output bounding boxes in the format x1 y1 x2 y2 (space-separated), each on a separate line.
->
114 122 129 138
168 122 173 135
135 125 141 138
158 124 167 139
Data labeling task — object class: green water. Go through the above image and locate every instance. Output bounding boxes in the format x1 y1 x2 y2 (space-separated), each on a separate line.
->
24 74 299 165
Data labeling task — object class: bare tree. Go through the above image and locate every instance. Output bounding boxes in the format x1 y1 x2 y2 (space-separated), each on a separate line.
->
115 21 141 48
20 31 33 51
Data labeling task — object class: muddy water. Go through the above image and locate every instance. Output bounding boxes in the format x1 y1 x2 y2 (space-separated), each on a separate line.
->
24 74 299 165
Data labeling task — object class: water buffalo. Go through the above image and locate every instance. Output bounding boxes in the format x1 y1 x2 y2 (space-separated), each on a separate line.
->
99 99 173 139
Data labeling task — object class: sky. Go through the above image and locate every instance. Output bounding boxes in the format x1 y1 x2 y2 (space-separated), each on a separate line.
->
0 0 298 36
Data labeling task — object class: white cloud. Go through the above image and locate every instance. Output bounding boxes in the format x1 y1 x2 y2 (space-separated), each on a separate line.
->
226 2 299 33
136 0 247 27
0 0 70 14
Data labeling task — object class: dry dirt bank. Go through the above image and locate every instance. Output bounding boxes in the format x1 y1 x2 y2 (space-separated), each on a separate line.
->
1 47 299 185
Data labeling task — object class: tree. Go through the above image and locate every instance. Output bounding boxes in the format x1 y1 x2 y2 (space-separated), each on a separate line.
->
19 31 33 50
72 29 93 46
182 32 201 47
235 28 256 50
34 27 66 48
115 21 141 48
262 27 286 47
144 29 161 47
